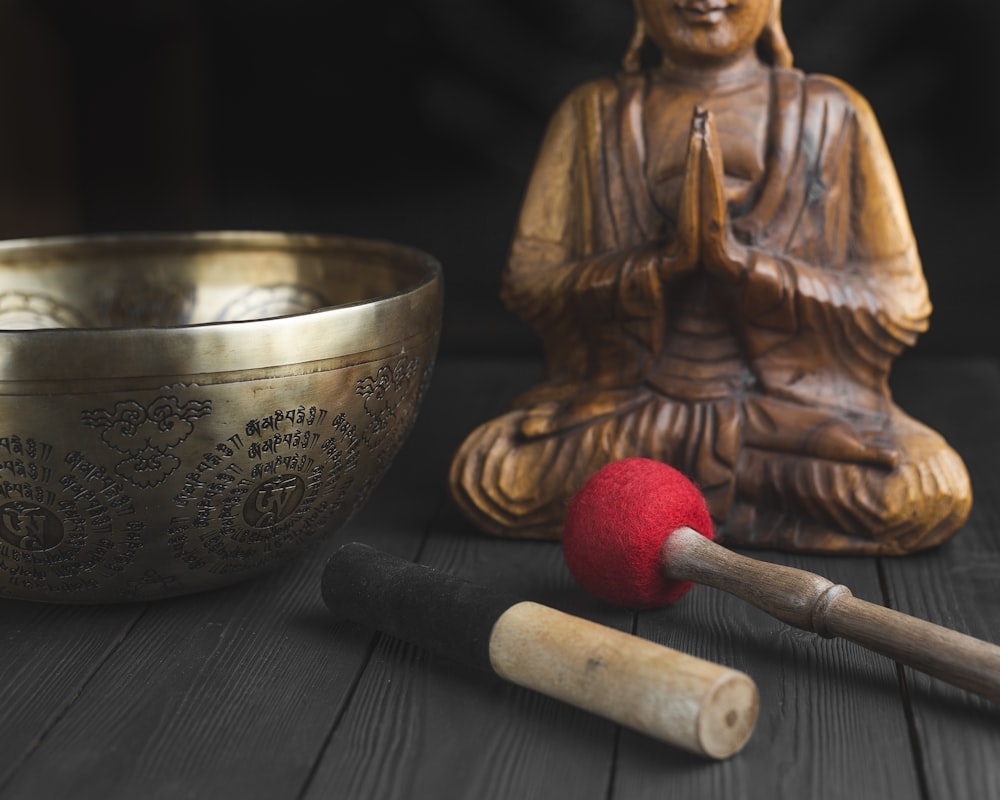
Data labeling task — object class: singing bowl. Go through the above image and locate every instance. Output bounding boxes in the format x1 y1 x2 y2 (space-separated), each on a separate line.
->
0 231 442 603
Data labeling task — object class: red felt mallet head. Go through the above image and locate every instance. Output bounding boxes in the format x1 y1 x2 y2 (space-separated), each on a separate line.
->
563 458 714 609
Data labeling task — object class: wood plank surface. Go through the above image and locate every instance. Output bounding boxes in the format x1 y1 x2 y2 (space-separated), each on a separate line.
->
0 356 997 800
301 359 636 800
0 602 146 791
306 357 926 800
615 551 923 800
0 566 367 800
304 516 625 800
881 358 1000 800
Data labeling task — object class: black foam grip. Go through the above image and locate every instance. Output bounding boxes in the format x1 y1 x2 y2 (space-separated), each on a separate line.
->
321 542 521 673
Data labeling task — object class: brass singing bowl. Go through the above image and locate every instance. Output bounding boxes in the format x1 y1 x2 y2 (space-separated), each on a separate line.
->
0 231 442 603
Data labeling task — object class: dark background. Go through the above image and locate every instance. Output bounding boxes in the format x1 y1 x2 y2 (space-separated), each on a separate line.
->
1 0 997 357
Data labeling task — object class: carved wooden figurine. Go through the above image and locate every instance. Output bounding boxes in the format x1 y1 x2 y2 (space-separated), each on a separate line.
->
449 0 972 554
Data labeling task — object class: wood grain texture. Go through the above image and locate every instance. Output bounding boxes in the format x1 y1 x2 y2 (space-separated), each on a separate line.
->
303 359 633 800
614 552 924 799
661 526 1000 701
881 358 1000 799
304 522 624 800
489 600 758 758
0 546 375 800
0 602 144 792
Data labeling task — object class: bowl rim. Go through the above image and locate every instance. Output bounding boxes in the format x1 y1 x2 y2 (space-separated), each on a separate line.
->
0 231 443 382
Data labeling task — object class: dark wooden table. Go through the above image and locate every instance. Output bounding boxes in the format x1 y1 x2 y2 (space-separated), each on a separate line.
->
2 355 998 800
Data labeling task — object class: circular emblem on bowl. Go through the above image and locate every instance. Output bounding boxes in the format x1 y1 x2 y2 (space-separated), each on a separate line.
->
243 474 307 528
0 501 64 551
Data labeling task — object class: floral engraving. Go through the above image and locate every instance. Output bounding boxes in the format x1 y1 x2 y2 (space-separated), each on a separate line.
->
81 396 212 488
355 355 422 461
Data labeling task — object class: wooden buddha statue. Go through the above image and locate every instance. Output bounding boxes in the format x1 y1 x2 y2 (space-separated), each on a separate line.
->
449 0 972 554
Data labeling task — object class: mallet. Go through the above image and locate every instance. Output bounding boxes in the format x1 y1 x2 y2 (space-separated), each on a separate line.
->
563 458 1000 703
322 542 759 758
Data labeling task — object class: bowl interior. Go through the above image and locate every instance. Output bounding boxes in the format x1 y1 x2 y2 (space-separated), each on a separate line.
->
0 232 433 330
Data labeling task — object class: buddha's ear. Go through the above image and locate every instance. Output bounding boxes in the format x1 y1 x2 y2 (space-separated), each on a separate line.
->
622 9 648 73
759 0 793 68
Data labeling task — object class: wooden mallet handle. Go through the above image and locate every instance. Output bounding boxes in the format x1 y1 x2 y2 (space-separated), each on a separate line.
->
663 527 1000 702
322 543 759 759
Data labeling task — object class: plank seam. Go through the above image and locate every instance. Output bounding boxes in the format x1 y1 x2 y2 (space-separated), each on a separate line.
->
294 495 444 800
877 558 932 800
0 605 150 795
604 612 639 800
293 628 383 800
